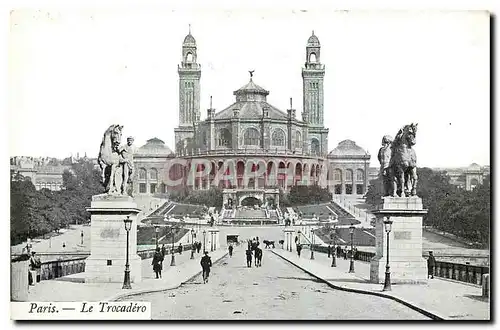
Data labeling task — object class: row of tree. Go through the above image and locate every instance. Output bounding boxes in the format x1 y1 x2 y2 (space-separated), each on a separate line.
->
280 185 333 207
10 159 104 245
364 168 490 245
168 187 223 207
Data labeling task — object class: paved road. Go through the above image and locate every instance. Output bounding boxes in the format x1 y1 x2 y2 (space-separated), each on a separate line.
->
122 246 430 320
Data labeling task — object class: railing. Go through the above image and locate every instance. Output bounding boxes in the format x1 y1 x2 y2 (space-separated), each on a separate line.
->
39 257 87 280
24 243 198 281
297 247 490 286
184 148 326 158
434 261 489 286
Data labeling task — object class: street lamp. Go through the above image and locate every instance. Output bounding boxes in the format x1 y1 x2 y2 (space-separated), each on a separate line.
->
154 226 160 248
348 223 355 273
331 226 336 267
170 226 176 266
190 229 195 259
122 215 133 289
203 230 207 253
383 217 393 291
310 229 315 260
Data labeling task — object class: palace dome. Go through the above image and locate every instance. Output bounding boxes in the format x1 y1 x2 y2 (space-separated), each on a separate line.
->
329 140 369 157
137 138 174 156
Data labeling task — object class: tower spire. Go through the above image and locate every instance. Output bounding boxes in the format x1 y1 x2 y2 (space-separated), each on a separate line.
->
290 97 293 109
189 24 191 34
210 95 212 109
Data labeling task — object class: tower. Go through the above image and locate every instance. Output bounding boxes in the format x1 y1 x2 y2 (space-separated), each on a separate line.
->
175 26 201 155
302 31 325 127
177 26 201 127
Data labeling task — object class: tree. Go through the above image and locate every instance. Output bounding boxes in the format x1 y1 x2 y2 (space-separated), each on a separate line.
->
363 168 490 245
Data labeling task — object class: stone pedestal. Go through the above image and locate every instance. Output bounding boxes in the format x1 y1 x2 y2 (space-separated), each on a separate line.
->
85 194 142 283
208 228 220 251
11 260 29 301
370 197 428 284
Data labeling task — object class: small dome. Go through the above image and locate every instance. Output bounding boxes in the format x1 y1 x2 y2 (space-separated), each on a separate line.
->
183 33 196 46
329 140 369 157
137 138 174 156
468 163 481 171
307 31 320 47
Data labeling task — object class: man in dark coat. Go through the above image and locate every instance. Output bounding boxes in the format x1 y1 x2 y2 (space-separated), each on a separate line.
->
161 244 167 258
200 251 212 284
297 244 302 257
327 244 332 258
246 249 253 267
152 247 164 279
196 242 201 253
178 243 183 254
427 251 436 279
228 244 234 257
255 248 262 267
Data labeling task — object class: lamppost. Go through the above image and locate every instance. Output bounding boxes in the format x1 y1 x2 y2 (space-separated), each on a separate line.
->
210 230 214 252
349 223 355 273
331 226 336 267
170 226 176 266
190 229 195 259
203 230 207 253
122 215 132 289
383 217 393 291
154 226 159 248
310 228 315 260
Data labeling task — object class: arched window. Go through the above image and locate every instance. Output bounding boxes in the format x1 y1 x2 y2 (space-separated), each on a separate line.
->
334 169 342 181
218 128 232 147
295 131 302 148
271 129 285 146
311 138 320 155
309 53 317 63
244 128 260 146
356 169 364 181
186 52 193 62
149 168 158 181
346 169 353 181
139 168 147 180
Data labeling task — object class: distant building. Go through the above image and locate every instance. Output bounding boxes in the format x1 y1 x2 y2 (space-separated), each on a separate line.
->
10 153 93 191
435 163 489 191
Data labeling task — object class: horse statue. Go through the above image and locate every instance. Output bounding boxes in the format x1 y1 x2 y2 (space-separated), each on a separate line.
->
389 123 418 197
98 124 123 194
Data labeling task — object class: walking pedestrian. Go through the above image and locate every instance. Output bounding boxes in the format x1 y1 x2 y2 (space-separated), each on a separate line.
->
255 248 262 267
246 249 253 267
201 251 212 284
427 251 436 279
327 244 332 258
161 244 167 258
196 242 201 253
178 243 183 254
344 245 348 260
152 247 164 279
297 244 302 257
336 245 342 258
228 244 233 257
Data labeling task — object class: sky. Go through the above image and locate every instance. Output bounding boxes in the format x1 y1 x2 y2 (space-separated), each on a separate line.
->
8 9 490 168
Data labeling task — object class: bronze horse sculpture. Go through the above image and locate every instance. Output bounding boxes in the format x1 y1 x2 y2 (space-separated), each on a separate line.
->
98 124 123 194
390 123 418 197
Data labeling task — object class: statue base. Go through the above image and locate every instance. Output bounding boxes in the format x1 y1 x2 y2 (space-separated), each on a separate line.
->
370 197 428 284
84 194 142 283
